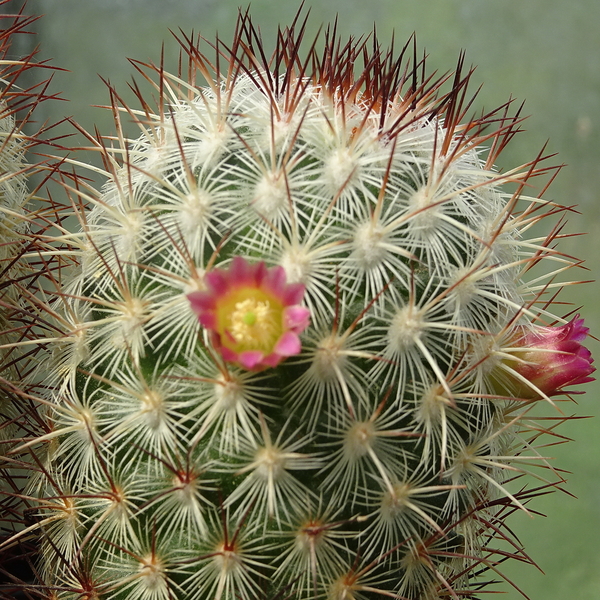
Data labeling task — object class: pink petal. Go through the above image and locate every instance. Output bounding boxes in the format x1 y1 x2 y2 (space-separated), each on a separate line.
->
282 282 306 305
274 331 301 356
264 265 286 295
187 291 214 313
198 311 217 329
261 352 285 368
205 270 230 296
284 305 311 332
234 256 258 285
238 350 265 369
252 261 268 286
219 345 239 363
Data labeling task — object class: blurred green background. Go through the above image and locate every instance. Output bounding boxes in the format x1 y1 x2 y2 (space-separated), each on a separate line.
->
7 0 600 597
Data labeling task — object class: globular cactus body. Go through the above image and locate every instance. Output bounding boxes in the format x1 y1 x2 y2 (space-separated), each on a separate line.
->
13 12 594 600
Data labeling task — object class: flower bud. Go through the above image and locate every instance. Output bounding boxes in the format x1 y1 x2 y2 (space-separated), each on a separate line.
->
496 316 595 399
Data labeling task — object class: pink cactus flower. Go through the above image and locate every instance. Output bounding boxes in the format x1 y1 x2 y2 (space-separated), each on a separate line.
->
187 257 310 370
502 315 595 399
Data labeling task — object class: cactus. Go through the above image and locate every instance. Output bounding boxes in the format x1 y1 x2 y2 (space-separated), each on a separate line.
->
0 4 64 592
2 10 595 600
0 15 33 371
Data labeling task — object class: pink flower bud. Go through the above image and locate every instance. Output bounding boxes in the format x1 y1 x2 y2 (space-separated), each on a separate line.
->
499 316 595 399
187 257 310 371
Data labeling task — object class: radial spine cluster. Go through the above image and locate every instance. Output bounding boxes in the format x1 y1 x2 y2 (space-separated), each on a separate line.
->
0 9 594 600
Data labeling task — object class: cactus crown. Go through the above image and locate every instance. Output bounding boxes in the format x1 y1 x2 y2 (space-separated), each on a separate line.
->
0 8 593 600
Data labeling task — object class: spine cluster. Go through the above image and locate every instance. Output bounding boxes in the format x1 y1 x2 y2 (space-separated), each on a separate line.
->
0 8 594 600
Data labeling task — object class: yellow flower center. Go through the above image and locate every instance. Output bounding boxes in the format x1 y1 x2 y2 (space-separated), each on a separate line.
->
217 289 283 353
